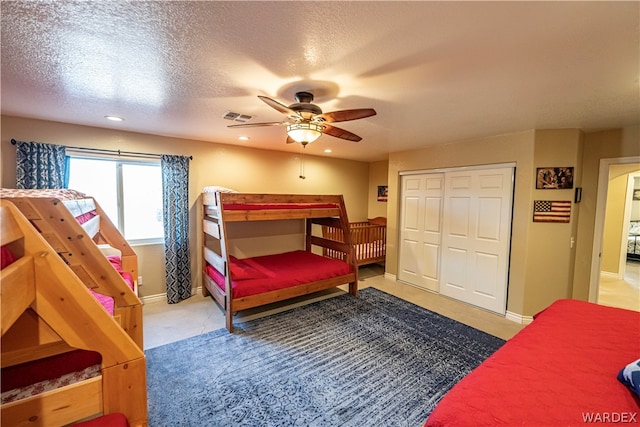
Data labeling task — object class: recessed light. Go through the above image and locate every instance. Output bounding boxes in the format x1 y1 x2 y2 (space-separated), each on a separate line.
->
324 149 332 153
105 115 124 122
239 136 250 141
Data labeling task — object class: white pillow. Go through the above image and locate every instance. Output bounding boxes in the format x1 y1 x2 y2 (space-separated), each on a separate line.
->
203 186 238 193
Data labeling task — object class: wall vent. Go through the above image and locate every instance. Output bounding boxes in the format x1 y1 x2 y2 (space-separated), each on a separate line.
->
223 111 253 122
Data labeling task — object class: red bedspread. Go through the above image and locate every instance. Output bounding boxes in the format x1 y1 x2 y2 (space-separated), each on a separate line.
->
206 250 353 298
223 203 337 210
424 299 640 426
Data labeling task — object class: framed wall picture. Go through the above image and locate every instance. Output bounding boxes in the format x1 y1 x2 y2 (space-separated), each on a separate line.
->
536 167 574 189
377 185 388 202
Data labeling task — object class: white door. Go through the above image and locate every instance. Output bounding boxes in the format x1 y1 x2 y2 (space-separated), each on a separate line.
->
440 167 514 314
398 173 444 292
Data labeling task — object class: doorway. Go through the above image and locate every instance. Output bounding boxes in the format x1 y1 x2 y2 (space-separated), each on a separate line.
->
590 158 640 311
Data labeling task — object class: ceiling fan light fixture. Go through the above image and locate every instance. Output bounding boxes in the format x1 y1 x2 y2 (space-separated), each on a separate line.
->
287 123 323 145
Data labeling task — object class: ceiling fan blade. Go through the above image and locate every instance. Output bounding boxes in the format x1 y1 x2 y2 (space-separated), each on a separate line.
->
322 124 362 142
286 135 296 144
258 95 302 118
316 108 376 123
227 121 288 128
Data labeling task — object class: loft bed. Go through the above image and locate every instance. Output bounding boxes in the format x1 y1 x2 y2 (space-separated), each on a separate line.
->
628 220 639 261
322 216 387 266
201 188 358 332
423 299 640 426
0 188 142 348
0 199 147 427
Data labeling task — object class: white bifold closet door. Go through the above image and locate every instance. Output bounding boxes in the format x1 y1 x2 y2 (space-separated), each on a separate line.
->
399 166 514 315
398 173 445 292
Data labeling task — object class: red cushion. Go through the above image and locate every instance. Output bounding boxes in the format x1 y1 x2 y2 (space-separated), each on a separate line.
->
89 289 115 315
1 350 101 392
73 413 129 427
106 255 122 270
207 250 353 298
1 245 17 269
229 256 268 280
75 210 98 225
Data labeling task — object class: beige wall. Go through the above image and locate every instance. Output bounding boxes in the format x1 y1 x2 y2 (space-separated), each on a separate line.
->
524 129 583 315
388 126 639 317
367 160 389 219
4 114 638 315
572 126 640 301
1 116 371 297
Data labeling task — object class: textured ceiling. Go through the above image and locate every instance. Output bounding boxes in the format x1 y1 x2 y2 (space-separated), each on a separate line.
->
1 1 638 162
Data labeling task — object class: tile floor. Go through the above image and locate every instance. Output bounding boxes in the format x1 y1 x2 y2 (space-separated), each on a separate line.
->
598 261 640 311
143 265 525 349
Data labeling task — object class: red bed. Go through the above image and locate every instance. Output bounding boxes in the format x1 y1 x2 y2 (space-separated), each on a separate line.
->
424 299 640 426
206 250 353 298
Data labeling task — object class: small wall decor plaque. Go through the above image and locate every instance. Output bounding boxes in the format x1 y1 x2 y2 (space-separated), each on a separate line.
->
536 167 574 189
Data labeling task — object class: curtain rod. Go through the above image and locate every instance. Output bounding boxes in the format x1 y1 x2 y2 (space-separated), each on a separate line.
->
10 139 193 160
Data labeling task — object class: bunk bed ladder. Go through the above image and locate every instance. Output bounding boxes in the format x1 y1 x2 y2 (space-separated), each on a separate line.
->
4 197 143 349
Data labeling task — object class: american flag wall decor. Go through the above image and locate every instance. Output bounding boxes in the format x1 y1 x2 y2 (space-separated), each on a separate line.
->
533 200 572 223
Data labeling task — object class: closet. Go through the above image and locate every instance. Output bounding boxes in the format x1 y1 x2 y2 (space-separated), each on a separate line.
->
398 165 514 314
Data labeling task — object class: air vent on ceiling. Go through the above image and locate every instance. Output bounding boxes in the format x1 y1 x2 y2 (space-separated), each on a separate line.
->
223 111 253 122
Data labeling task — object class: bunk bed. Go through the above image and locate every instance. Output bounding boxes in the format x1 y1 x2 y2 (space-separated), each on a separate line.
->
322 216 387 266
0 188 142 348
423 299 640 427
0 199 147 427
201 189 359 332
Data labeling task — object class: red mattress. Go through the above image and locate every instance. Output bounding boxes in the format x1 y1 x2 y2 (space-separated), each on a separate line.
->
223 202 337 210
206 250 353 298
1 350 101 393
424 299 640 426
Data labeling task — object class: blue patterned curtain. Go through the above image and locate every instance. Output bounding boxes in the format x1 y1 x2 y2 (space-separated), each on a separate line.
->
161 155 192 303
15 140 66 189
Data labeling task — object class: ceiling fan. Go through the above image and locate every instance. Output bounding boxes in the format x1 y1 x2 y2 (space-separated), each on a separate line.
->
228 91 376 146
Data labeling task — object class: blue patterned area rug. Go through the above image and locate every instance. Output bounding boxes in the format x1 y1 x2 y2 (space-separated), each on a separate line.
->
145 288 504 427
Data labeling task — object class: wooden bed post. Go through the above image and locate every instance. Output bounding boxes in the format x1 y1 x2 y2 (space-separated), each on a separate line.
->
336 195 358 295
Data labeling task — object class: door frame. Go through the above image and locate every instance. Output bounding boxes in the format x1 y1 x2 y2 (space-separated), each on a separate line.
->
589 156 640 302
617 172 640 278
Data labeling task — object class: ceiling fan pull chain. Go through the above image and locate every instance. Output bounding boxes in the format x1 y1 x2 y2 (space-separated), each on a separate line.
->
299 152 306 179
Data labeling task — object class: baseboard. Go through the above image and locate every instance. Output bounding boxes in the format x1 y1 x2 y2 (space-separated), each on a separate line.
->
384 272 397 281
600 270 621 280
140 287 201 305
505 311 534 325
140 293 166 304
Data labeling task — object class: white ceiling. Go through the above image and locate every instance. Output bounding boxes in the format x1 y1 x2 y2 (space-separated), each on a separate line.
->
1 1 638 162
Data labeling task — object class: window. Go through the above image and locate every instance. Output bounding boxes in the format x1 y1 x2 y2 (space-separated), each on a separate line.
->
67 157 164 243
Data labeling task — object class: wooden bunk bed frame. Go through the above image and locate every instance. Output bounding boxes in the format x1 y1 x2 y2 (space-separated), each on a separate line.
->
1 192 142 348
0 200 148 427
322 216 387 266
201 192 359 332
